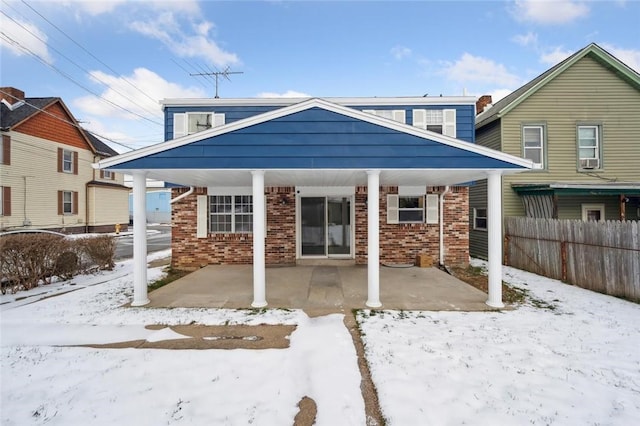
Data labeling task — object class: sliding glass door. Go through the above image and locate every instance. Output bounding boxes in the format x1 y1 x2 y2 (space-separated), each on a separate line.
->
300 196 351 257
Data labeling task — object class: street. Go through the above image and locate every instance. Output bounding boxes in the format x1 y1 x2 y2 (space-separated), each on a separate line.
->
114 224 171 260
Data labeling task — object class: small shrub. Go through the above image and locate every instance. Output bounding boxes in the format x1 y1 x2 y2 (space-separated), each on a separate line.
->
0 234 69 289
80 235 116 270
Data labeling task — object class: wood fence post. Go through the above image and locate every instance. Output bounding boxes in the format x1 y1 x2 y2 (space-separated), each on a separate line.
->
561 241 567 282
504 234 510 266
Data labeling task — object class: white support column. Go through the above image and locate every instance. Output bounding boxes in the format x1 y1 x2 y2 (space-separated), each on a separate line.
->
366 170 382 308
132 172 149 306
251 170 267 308
486 170 504 308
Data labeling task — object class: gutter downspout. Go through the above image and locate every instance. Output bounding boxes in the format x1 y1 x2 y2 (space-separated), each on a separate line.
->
439 185 452 267
170 186 194 204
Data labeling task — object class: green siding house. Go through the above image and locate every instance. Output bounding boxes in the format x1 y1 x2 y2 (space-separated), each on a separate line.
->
470 43 640 259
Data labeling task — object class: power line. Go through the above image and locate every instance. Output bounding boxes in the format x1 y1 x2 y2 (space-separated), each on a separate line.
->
19 0 159 105
171 58 209 89
0 9 162 120
0 31 163 126
0 88 139 152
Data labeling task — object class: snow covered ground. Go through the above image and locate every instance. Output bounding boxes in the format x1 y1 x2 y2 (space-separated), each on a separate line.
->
1 250 365 425
2 252 639 425
359 259 640 425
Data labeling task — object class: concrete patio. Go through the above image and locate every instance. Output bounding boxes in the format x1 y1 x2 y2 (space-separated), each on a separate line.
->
146 263 494 313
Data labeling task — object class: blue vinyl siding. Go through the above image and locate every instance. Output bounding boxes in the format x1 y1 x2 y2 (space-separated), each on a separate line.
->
121 108 517 171
164 104 475 143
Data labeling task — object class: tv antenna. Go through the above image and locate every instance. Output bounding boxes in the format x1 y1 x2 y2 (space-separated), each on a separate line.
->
190 66 243 98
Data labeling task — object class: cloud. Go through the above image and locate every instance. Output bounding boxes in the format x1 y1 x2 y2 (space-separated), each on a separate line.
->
390 45 412 60
256 90 311 98
511 0 589 24
63 0 127 16
0 14 53 63
540 46 574 65
73 67 206 121
440 53 521 88
512 32 538 47
56 0 200 16
489 89 514 103
601 43 640 72
129 12 239 68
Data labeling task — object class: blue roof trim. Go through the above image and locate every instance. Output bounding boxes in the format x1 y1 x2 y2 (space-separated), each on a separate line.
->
112 107 522 171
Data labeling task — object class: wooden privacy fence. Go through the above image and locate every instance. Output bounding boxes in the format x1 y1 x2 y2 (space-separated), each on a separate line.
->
504 217 640 302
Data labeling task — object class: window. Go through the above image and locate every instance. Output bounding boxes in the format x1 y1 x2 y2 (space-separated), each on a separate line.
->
63 191 73 214
102 170 113 179
63 150 73 173
387 193 438 224
578 125 601 170
1 186 10 216
173 112 225 138
1 134 10 165
522 125 544 167
412 109 456 137
362 109 406 123
474 208 487 230
399 196 424 223
58 148 77 174
581 204 604 221
58 190 77 215
209 195 253 233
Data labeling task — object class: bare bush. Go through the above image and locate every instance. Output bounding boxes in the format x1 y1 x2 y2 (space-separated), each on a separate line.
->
0 234 69 290
80 235 116 271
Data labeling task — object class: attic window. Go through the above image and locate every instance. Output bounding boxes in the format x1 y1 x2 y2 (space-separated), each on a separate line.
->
188 113 213 133
412 109 456 137
173 112 226 138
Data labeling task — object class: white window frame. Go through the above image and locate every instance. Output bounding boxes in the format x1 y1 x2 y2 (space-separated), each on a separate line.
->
362 109 406 123
473 208 487 230
62 149 73 173
522 125 545 168
387 193 438 224
398 195 425 223
209 194 253 233
577 125 601 170
63 190 73 215
412 109 456 137
173 112 225 138
581 204 605 222
102 170 113 179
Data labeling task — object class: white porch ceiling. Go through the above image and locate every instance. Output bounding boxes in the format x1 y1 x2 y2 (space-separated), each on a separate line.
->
118 168 521 188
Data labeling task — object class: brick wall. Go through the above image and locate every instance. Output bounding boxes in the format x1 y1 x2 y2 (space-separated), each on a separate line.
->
171 187 296 270
171 185 469 270
354 186 469 266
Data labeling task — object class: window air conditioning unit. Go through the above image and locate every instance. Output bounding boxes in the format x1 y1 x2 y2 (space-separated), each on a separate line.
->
580 158 599 169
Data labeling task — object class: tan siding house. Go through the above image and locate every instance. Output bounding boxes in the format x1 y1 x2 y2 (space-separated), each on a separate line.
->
470 44 640 259
0 87 129 233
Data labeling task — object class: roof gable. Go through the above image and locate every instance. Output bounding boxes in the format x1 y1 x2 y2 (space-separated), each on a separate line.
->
1 97 57 129
476 43 640 128
99 98 531 172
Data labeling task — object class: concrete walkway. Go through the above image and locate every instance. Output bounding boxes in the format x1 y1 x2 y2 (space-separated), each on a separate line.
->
147 264 493 313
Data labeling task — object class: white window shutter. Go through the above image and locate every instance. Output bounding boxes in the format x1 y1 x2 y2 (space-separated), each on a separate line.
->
413 109 426 129
214 113 225 127
425 194 439 224
387 194 399 224
196 195 208 238
392 110 406 124
173 113 187 139
443 109 456 137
